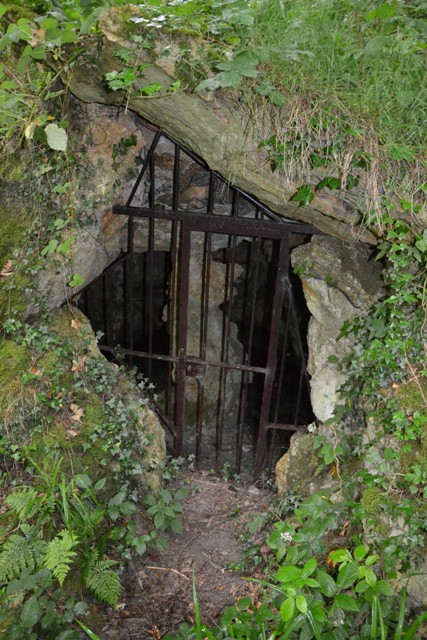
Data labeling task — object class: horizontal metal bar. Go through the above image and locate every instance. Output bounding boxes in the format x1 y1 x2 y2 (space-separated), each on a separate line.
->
113 205 315 238
267 423 308 432
99 345 268 374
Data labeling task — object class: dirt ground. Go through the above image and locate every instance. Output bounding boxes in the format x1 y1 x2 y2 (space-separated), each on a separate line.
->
100 469 273 639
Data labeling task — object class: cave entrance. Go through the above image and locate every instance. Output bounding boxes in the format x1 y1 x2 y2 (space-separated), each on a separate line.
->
78 128 319 476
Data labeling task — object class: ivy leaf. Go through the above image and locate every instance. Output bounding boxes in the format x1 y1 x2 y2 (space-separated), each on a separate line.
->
68 273 84 288
45 123 68 151
316 176 341 191
289 184 314 206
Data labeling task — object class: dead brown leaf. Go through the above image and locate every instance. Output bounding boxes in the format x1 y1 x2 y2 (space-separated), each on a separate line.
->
71 318 80 330
71 356 86 372
70 403 84 423
0 260 13 277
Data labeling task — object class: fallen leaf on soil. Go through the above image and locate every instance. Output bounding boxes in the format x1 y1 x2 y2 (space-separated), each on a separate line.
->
71 356 86 372
71 318 80 330
0 260 13 277
66 429 78 438
70 403 84 423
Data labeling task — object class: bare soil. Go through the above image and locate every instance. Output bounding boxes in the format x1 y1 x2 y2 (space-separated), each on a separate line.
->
99 469 272 639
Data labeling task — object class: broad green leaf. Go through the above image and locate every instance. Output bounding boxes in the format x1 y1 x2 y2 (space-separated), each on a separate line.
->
280 597 295 622
302 557 317 578
289 184 314 206
333 593 359 612
295 594 308 615
365 554 378 566
316 570 337 597
336 562 359 589
74 473 92 489
45 123 68 151
364 568 377 587
376 580 394 596
353 545 368 561
120 501 138 516
275 565 302 583
20 595 42 628
94 477 106 492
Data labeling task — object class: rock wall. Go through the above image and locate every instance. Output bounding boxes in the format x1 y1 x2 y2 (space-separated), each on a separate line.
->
291 236 383 422
276 236 384 496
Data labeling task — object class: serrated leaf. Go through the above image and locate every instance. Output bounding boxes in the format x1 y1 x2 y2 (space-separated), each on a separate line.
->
20 594 42 628
119 501 138 516
336 562 359 589
316 570 337 597
45 123 68 151
376 580 394 596
333 593 359 611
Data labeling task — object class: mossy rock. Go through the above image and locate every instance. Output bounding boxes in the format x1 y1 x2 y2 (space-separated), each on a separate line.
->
0 308 165 494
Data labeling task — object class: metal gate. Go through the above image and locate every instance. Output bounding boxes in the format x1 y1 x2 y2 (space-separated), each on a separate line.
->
78 128 318 476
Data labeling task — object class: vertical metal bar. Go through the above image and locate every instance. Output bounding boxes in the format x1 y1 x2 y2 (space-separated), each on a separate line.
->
231 189 240 217
273 301 291 424
207 172 215 215
163 144 182 419
175 223 191 456
173 144 180 209
104 270 114 348
216 233 238 470
194 231 212 467
149 152 155 208
236 238 262 472
165 219 178 420
147 217 155 379
254 234 290 477
125 217 134 368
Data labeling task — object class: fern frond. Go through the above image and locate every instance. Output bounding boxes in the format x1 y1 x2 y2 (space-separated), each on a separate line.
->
5 488 39 520
44 530 79 586
85 558 122 606
0 534 43 584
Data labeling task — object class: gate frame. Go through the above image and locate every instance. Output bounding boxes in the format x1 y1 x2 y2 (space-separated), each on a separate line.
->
105 128 319 476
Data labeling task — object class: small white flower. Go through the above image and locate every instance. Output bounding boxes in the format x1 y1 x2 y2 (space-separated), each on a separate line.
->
307 422 317 433
280 531 293 543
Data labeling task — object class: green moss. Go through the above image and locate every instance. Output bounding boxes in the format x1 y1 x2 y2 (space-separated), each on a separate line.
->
0 205 32 267
0 339 30 414
395 379 427 413
360 486 383 515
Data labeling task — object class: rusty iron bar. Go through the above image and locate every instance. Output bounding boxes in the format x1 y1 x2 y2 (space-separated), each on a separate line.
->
253 235 290 477
174 223 192 456
113 205 317 238
126 129 162 206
